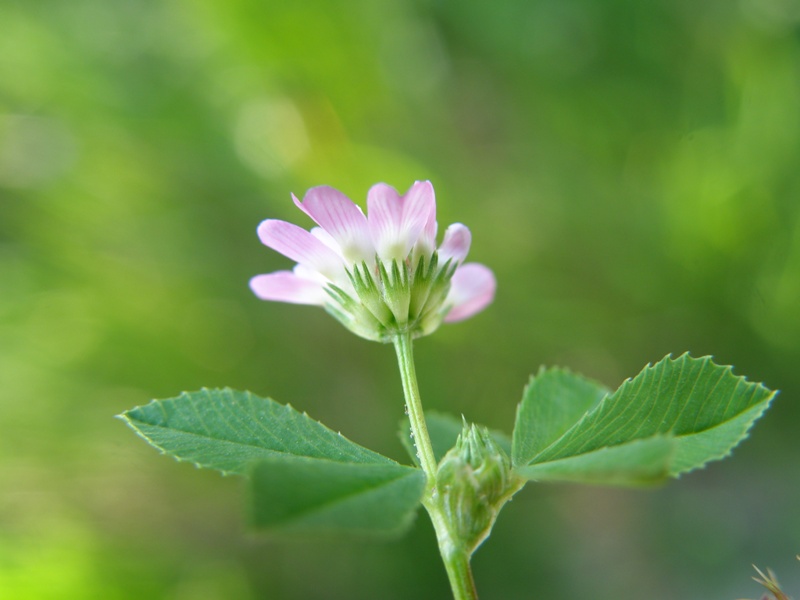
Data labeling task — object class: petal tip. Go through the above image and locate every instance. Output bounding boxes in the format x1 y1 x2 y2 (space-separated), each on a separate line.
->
444 263 496 323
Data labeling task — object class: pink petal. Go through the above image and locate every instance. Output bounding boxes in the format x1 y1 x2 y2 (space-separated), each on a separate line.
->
367 183 404 258
293 263 330 284
416 205 438 257
367 180 437 260
293 187 374 263
294 263 356 297
438 223 472 265
257 219 343 279
401 181 436 249
249 271 328 305
443 263 496 322
310 226 341 253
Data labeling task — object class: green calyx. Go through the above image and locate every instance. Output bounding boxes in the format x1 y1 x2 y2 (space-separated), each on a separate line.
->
324 253 456 342
435 422 525 556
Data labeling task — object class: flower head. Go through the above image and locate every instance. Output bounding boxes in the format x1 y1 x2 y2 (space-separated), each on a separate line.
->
250 181 495 342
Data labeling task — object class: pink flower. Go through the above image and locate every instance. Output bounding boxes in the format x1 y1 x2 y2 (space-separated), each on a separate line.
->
250 181 495 341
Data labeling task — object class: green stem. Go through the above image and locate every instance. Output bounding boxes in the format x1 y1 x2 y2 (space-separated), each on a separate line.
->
392 332 479 600
426 503 479 600
392 332 437 478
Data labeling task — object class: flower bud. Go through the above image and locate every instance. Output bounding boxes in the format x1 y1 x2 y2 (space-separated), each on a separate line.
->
435 422 523 555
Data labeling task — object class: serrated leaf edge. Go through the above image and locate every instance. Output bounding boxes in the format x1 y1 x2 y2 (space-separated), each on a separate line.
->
117 387 408 476
519 354 777 479
669 397 775 477
511 365 611 467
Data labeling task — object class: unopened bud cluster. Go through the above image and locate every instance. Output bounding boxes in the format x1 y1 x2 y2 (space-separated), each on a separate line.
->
435 423 523 555
325 252 456 342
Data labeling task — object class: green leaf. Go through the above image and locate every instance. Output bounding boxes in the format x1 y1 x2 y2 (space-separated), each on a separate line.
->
250 457 425 536
398 411 512 465
512 354 776 485
120 388 426 535
512 367 609 467
516 436 675 486
118 388 392 475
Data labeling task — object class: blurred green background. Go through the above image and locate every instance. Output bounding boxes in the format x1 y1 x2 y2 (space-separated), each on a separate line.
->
1 0 798 598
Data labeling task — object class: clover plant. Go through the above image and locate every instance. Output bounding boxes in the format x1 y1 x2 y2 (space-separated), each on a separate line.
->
120 181 776 599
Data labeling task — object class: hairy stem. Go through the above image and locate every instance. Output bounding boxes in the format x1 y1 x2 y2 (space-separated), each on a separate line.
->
392 332 479 600
392 332 437 478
